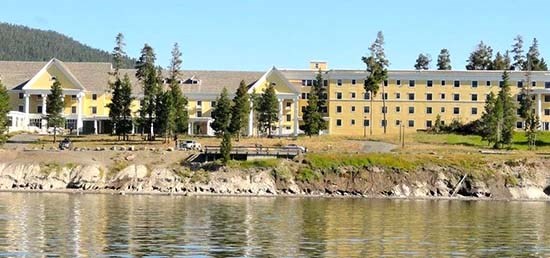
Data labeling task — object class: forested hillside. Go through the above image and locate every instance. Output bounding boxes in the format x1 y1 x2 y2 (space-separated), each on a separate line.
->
0 23 135 67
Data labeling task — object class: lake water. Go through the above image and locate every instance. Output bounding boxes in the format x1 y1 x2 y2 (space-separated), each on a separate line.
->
0 192 549 257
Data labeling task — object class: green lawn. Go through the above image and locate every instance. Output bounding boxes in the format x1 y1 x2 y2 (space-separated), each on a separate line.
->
413 131 550 151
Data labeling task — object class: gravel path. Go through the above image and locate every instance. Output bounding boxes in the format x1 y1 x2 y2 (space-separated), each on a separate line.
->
362 141 397 153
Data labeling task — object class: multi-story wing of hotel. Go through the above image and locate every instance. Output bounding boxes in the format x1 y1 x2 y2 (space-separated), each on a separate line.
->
1 59 549 136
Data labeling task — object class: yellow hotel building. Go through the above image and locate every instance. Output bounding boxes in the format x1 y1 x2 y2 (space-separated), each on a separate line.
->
1 58 550 136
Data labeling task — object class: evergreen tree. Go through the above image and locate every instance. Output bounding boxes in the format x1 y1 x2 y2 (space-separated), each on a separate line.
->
482 72 516 148
135 44 159 140
490 51 510 70
46 79 65 143
0 80 9 144
466 41 493 70
518 88 539 149
511 35 525 71
414 53 431 70
229 80 250 140
437 48 452 70
107 33 132 140
167 43 188 140
312 69 327 113
302 70 327 136
432 114 444 133
155 89 172 141
220 130 232 164
257 83 279 137
362 31 389 134
480 92 498 145
118 74 134 141
210 88 232 136
526 38 548 71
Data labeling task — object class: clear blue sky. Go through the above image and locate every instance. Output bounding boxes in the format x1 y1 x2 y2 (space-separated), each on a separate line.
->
2 0 549 71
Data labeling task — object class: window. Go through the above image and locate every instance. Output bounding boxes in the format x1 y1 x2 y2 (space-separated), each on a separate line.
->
92 106 97 114
92 94 97 100
306 80 313 86
396 120 401 125
336 106 342 113
427 93 433 101
71 95 77 100
440 93 446 100
301 106 306 113
426 120 433 128
532 81 537 87
18 105 24 112
545 109 550 116
351 92 356 99
486 81 491 86
453 94 460 101
396 106 401 112
545 95 550 102
517 81 524 88
286 102 291 108
383 93 388 100
336 92 342 99
453 107 460 114
364 92 370 100
197 101 202 107
454 80 460 87
382 106 387 113
301 80 306 86
323 80 328 86
364 106 370 113
471 107 478 115
516 122 523 129
212 101 217 107
427 80 433 87
37 106 42 113
301 93 309 99
545 82 550 88
351 79 356 85
351 119 356 126
409 80 415 87
499 81 504 87
441 107 445 113
471 94 478 101
351 106 356 112
197 110 202 117
286 114 291 122
363 119 370 126
426 107 432 114
383 80 388 86
472 81 478 88
396 80 401 86
336 119 342 126
337 79 343 86
381 120 387 127
408 106 415 114
19 93 24 99
441 80 446 86
408 120 415 127
71 106 77 114
395 93 401 99
408 93 415 100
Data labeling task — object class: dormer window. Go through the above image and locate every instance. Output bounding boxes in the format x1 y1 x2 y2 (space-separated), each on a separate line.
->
50 76 57 81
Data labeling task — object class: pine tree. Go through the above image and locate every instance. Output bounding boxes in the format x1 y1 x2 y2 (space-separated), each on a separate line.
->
482 72 516 148
414 53 431 70
362 31 389 134
490 51 509 70
118 74 134 141
437 48 452 70
511 35 525 71
220 131 232 164
229 80 250 140
155 90 172 141
526 38 548 71
466 41 493 70
498 71 517 147
107 33 131 140
0 80 9 144
518 87 539 149
135 44 159 140
302 70 327 136
167 43 188 140
433 114 444 133
312 69 327 114
258 83 279 137
210 88 232 136
46 79 65 143
480 92 498 145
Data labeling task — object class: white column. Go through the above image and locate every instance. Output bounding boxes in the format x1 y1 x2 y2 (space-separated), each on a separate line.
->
76 92 84 136
41 94 47 131
207 119 214 136
248 102 254 136
188 122 192 135
93 119 98 134
131 122 135 135
23 93 30 127
293 97 299 136
278 99 283 136
538 93 542 121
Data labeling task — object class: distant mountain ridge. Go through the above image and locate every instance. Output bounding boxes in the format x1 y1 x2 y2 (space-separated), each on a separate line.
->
0 22 135 68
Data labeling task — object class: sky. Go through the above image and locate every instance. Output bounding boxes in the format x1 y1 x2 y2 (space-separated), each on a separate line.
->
2 0 550 71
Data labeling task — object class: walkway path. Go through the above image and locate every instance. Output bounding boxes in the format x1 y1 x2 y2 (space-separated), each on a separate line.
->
362 141 397 153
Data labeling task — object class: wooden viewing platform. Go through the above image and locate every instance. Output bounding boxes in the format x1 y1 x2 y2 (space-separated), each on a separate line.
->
190 145 305 163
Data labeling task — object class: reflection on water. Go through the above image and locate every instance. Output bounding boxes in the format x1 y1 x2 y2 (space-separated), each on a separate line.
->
0 193 549 256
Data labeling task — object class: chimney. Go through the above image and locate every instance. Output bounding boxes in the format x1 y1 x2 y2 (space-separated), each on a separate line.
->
309 61 328 70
